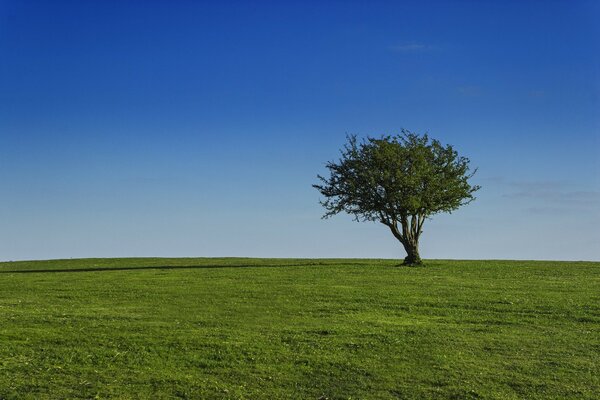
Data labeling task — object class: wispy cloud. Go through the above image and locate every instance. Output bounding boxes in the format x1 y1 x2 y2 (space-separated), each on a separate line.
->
528 90 546 98
494 178 600 210
524 206 566 215
389 43 431 52
457 85 482 97
507 189 600 206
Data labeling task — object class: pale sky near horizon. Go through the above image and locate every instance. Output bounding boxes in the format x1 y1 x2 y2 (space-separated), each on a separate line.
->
1 0 599 261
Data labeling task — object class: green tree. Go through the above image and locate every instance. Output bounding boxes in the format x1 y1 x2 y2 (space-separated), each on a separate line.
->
313 130 480 265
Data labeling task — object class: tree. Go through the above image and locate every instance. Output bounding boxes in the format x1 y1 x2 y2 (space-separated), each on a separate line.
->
313 130 480 265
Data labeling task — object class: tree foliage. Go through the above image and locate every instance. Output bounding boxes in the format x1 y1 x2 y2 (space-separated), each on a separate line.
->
313 130 480 265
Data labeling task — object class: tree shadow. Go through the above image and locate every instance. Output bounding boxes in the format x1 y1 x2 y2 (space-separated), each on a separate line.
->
0 263 307 274
394 262 427 268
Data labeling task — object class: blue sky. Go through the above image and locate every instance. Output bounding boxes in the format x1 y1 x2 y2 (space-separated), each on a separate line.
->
1 0 598 261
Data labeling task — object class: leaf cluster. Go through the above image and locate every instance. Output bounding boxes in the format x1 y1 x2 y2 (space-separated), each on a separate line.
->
313 130 480 225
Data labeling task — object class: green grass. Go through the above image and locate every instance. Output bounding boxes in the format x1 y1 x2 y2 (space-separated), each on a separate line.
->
0 258 599 399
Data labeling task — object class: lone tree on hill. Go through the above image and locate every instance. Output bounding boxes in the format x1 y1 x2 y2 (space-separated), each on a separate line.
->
313 130 480 265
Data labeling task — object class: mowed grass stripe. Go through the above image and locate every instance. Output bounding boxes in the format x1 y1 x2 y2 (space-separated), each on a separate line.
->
0 258 598 399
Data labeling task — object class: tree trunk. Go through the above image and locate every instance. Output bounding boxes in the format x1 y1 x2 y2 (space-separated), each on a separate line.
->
402 240 422 266
384 219 424 266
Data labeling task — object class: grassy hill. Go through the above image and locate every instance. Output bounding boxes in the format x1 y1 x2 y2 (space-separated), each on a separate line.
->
0 258 598 399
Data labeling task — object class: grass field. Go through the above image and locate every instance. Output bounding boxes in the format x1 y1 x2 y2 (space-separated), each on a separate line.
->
0 258 598 399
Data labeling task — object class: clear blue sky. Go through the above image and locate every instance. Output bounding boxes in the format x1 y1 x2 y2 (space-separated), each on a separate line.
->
1 0 598 261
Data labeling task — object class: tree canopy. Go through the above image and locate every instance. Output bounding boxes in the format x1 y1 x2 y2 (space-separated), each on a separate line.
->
313 130 480 265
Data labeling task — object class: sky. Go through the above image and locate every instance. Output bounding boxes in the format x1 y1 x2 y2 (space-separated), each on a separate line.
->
0 0 598 261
